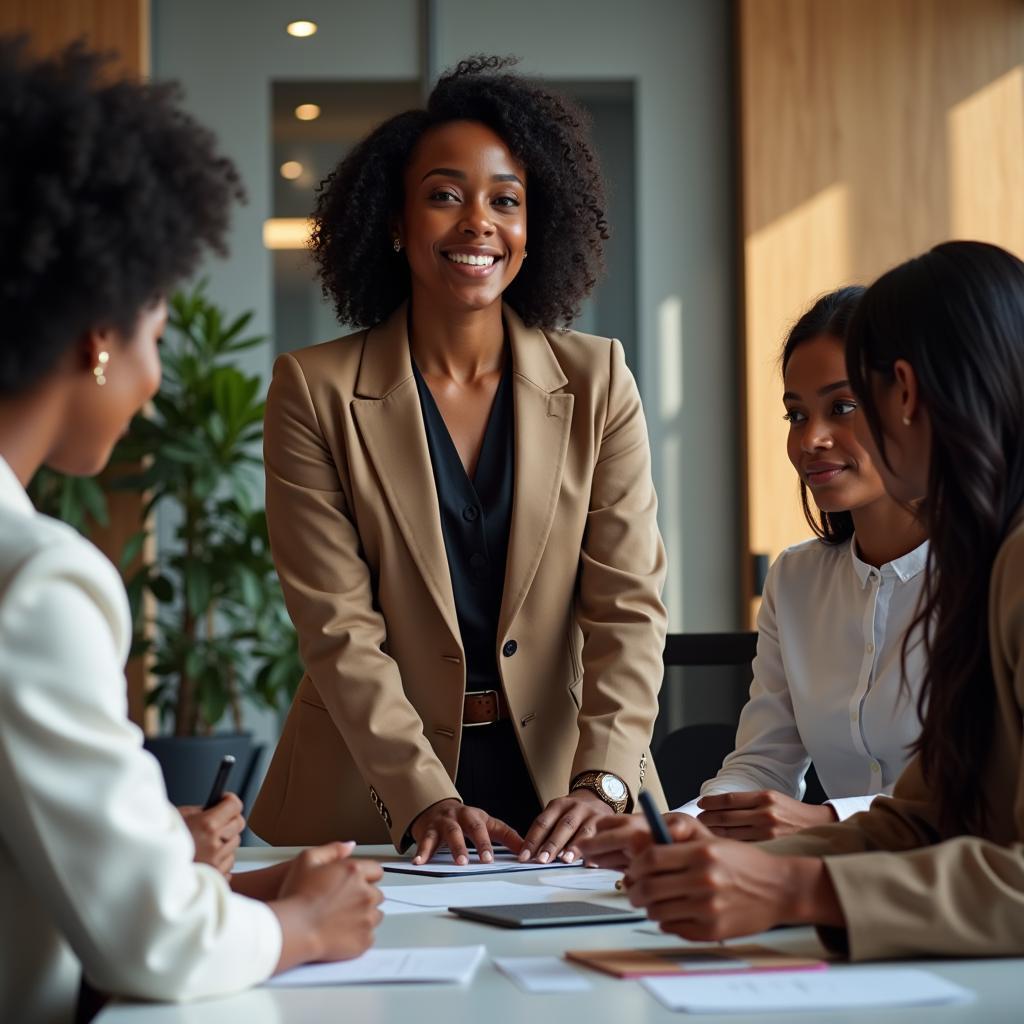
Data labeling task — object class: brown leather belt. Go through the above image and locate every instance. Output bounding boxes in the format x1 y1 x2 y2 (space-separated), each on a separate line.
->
463 689 510 727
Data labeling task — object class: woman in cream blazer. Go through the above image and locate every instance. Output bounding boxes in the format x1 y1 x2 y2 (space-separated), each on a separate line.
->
251 59 668 861
0 40 381 1022
582 241 1024 960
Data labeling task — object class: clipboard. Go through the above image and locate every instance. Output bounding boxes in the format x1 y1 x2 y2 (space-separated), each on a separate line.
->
565 944 827 978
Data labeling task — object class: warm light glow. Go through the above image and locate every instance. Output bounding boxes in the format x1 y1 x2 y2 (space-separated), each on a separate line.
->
294 103 321 122
949 67 1024 255
747 182 851 559
263 218 313 250
280 161 304 180
286 20 318 38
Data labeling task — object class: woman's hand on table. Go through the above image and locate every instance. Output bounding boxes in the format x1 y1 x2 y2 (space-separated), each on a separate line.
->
577 811 692 870
622 816 844 941
411 799 524 864
272 841 384 971
518 789 616 864
696 790 837 840
178 794 245 876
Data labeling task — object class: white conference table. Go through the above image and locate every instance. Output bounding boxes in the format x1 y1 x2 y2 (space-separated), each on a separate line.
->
98 845 1023 1023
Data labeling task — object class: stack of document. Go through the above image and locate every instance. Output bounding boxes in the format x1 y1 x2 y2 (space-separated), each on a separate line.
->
267 946 486 988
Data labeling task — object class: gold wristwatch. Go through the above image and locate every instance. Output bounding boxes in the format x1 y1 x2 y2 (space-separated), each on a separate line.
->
570 770 630 813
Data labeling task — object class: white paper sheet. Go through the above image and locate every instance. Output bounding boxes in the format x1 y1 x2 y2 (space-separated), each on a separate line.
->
494 956 593 993
536 868 623 892
266 946 486 988
383 851 573 877
642 967 974 1013
382 880 554 908
379 899 436 916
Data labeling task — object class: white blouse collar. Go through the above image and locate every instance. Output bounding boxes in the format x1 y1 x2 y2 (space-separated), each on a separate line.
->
849 535 929 587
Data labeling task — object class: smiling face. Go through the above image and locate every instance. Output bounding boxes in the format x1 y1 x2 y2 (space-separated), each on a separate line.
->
48 299 165 476
398 119 527 315
783 334 888 514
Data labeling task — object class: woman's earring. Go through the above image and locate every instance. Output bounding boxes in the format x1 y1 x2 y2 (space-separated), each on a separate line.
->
93 351 109 387
393 238 401 253
523 249 528 259
902 415 912 426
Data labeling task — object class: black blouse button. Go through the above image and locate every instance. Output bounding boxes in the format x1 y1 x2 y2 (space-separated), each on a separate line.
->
462 504 479 522
502 639 518 657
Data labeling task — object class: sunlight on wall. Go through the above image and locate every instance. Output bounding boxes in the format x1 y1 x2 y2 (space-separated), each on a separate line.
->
949 66 1024 257
745 182 851 562
658 295 684 629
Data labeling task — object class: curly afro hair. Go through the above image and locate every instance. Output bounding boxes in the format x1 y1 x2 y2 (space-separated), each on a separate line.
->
0 37 244 396
312 55 609 330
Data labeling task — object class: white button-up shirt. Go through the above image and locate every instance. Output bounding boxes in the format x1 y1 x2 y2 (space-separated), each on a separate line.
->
0 456 281 1022
677 535 928 820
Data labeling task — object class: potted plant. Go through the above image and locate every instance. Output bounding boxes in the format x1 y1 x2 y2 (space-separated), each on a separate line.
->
31 283 302 806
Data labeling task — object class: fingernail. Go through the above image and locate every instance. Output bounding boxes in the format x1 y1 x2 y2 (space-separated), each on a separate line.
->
412 856 422 864
539 851 550 863
519 849 531 862
564 851 575 862
457 855 468 865
482 850 493 863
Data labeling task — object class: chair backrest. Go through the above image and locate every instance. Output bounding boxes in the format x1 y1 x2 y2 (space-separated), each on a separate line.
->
656 632 827 808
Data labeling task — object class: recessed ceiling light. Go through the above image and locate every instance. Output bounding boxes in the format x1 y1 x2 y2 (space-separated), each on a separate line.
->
286 21 317 38
280 161 303 180
294 103 321 121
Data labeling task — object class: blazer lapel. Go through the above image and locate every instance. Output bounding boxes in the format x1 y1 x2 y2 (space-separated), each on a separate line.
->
499 306 573 637
350 304 461 645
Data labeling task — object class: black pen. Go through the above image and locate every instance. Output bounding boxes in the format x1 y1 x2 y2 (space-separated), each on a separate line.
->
202 754 236 810
638 789 673 844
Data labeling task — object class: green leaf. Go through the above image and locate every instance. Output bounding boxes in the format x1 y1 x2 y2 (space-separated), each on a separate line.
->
119 529 149 571
185 562 212 617
149 575 175 603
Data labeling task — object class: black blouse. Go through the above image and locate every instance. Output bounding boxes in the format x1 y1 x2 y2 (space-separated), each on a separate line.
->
412 355 515 694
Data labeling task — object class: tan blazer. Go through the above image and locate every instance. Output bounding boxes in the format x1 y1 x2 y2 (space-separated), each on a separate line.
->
250 304 667 850
764 520 1024 959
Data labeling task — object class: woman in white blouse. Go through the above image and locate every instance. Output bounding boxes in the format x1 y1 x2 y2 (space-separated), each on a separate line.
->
0 40 381 1023
677 287 929 838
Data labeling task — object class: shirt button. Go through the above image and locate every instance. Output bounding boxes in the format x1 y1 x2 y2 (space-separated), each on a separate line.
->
870 760 880 773
866 643 875 653
462 505 479 522
502 640 518 657
851 710 858 722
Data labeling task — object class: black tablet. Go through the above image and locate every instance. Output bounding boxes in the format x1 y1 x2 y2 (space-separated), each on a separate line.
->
448 901 646 929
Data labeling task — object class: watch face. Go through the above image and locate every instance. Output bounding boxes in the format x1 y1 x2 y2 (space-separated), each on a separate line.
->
601 775 626 802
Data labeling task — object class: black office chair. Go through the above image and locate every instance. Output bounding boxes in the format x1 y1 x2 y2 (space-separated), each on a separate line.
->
656 632 827 809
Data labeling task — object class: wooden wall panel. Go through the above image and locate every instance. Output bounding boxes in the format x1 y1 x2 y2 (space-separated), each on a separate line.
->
739 0 1024 619
1 0 152 724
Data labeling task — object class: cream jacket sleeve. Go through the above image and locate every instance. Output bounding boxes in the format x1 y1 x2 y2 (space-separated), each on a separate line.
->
0 538 280 1010
762 525 1024 960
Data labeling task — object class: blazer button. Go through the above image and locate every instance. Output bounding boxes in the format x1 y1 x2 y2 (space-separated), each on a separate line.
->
462 504 479 522
502 639 518 657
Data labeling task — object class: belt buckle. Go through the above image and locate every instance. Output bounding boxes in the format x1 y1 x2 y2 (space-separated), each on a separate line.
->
463 688 499 727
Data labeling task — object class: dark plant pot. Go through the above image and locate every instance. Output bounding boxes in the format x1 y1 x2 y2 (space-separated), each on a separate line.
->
144 732 264 811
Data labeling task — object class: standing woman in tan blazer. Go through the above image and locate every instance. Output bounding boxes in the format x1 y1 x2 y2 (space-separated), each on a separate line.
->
582 240 1024 959
251 57 668 863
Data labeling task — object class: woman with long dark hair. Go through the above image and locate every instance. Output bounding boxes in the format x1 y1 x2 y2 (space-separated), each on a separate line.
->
582 240 1024 959
250 56 668 865
674 287 928 839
